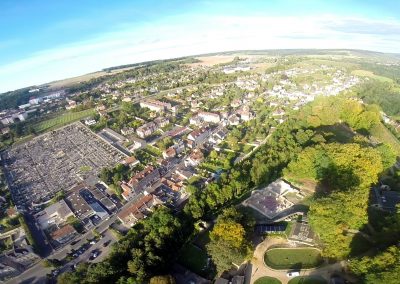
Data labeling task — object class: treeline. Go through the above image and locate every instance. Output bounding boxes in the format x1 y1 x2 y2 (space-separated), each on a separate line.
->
58 208 193 284
359 62 400 83
354 80 400 116
0 88 34 111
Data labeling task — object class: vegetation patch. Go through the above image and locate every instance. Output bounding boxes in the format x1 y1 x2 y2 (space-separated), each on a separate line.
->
32 109 95 133
178 244 209 277
264 248 323 269
288 276 327 284
351 69 393 82
370 123 400 155
254 276 282 284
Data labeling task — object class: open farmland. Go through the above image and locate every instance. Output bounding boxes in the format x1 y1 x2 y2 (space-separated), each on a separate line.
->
187 55 235 67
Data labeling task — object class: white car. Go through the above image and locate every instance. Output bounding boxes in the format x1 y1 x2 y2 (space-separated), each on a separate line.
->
286 271 300 277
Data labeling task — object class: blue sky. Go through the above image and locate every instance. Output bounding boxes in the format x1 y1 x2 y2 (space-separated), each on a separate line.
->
0 0 399 93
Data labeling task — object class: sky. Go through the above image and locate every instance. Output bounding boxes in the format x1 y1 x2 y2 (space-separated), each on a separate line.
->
0 0 399 93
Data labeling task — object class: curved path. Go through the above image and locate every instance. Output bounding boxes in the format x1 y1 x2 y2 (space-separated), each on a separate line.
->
249 237 355 284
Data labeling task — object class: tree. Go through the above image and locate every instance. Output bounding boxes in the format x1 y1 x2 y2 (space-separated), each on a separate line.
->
206 208 252 274
284 143 383 258
149 275 176 284
350 245 400 284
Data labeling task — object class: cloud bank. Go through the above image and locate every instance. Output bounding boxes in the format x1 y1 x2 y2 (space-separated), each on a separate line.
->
1 14 399 93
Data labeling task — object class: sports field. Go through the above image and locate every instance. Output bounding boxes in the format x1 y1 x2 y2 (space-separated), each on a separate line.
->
32 109 95 133
264 248 322 269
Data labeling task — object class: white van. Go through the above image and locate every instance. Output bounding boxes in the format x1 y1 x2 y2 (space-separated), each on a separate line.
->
286 271 300 277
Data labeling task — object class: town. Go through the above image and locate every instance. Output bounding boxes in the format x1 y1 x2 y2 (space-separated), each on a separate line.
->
0 50 400 284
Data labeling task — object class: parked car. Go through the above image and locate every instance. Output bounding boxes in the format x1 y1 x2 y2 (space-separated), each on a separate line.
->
286 271 300 277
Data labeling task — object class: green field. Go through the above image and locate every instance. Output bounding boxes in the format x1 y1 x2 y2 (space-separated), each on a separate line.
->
32 109 95 133
351 69 393 83
254 276 282 284
178 244 209 276
370 123 400 155
288 276 327 284
264 248 323 269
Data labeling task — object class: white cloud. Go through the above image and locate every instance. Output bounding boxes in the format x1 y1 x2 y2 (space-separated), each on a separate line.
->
1 14 399 92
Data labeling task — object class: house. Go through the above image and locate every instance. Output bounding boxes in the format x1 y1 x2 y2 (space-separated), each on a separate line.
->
154 117 169 128
36 200 75 230
117 194 157 227
140 100 171 112
6 207 18 218
0 248 40 281
372 186 400 213
187 127 211 148
163 147 177 159
121 166 160 201
161 177 184 192
65 100 77 110
121 127 135 136
209 129 228 144
228 114 240 126
175 168 194 180
197 111 221 123
189 115 204 126
185 149 204 167
50 224 77 244
237 106 255 121
123 156 140 168
84 118 96 126
162 142 185 159
136 122 157 138
231 99 242 108
29 97 42 105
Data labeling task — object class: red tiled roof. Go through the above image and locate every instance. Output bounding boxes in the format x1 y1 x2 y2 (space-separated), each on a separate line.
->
117 194 154 221
51 225 76 240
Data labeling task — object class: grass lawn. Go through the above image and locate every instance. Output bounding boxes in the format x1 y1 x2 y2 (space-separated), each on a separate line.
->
254 276 282 284
351 69 393 83
288 276 327 284
178 244 209 276
79 166 92 172
264 248 323 269
32 109 95 133
370 123 400 155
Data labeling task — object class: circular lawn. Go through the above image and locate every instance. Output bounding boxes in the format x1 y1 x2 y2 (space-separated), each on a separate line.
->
254 276 282 284
264 247 323 270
